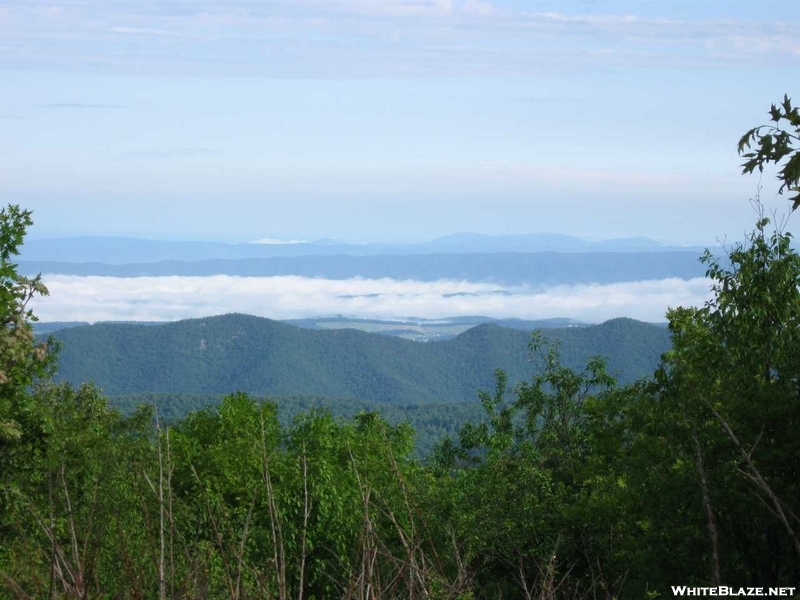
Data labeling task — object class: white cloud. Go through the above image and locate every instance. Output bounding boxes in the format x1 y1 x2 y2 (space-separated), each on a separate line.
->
114 147 219 160
460 0 496 17
250 238 308 245
335 0 456 17
527 12 678 28
1 1 797 76
109 26 180 36
706 34 800 59
30 274 712 324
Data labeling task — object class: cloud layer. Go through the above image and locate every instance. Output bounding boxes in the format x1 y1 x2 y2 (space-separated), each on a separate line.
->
1 0 797 75
30 274 712 324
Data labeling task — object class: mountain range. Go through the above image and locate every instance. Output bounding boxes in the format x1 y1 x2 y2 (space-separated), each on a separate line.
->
20 233 706 264
20 251 707 285
36 315 588 341
50 313 671 404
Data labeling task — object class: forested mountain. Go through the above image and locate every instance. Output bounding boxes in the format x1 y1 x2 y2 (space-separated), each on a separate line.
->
20 250 706 284
50 314 670 401
34 315 585 340
32 320 90 334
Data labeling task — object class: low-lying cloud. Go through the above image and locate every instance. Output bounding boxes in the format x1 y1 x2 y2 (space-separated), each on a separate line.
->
30 274 713 324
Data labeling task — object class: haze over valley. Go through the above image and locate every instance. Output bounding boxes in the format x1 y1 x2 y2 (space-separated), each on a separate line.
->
22 232 713 324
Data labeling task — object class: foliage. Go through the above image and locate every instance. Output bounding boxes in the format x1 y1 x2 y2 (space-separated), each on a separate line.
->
739 94 800 209
0 204 56 559
0 204 52 443
109 392 487 457
48 315 670 400
650 212 800 583
432 341 623 598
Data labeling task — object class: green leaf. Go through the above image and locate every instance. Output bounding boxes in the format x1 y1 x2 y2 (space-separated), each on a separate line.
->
738 128 756 153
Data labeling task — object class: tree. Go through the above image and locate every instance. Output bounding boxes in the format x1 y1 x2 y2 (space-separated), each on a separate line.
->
739 94 800 209
653 212 800 582
0 204 52 443
434 344 626 599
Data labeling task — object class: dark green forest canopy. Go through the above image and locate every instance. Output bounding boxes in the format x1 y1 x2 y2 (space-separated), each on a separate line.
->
110 392 486 457
48 314 670 400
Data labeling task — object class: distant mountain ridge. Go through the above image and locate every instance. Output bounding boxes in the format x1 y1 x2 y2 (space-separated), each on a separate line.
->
417 232 669 253
20 233 706 264
35 315 589 340
20 250 706 285
50 313 671 404
284 315 588 341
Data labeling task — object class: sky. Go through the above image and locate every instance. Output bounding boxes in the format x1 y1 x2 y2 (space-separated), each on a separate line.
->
1 0 799 244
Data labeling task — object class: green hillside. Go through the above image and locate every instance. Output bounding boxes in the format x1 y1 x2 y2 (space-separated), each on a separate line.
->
51 313 671 402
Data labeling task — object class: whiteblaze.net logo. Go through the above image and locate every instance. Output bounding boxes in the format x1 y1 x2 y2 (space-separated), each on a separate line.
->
672 587 797 597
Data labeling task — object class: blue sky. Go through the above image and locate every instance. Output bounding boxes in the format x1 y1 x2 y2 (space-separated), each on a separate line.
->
1 0 799 243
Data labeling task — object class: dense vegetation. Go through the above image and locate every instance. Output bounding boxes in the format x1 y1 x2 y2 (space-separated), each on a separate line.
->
2 102 800 598
50 316 670 400
110 393 487 457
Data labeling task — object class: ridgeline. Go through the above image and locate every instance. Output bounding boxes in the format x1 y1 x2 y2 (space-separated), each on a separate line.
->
50 313 670 401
